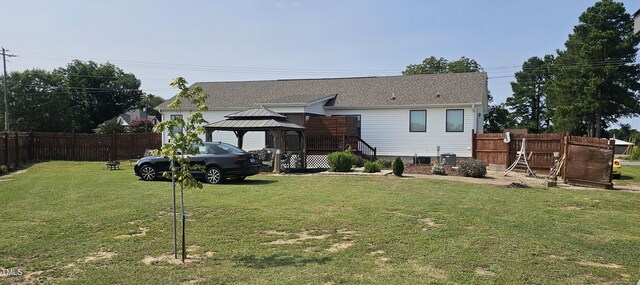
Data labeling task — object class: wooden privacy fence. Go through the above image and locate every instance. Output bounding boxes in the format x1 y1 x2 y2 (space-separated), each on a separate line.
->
1 132 162 165
472 131 615 189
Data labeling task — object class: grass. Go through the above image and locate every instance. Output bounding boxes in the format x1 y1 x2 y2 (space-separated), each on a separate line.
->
0 162 639 284
613 165 640 186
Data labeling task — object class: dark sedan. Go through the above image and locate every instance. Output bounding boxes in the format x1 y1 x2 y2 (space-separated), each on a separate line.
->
134 142 261 184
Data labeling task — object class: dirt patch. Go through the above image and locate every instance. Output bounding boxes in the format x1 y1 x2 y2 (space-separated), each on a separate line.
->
262 230 289 236
563 206 582 211
474 267 495 276
326 241 353 252
83 251 117 263
264 230 331 245
115 227 148 239
182 279 202 285
419 218 440 228
577 260 623 269
0 178 13 182
410 261 446 279
548 255 568 260
369 250 385 256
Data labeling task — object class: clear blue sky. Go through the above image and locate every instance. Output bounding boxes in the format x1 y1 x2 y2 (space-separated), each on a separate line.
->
2 0 639 129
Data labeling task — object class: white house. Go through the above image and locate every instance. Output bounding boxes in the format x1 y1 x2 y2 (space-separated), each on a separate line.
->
156 73 488 160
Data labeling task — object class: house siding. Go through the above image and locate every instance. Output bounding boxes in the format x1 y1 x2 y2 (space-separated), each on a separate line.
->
326 107 476 157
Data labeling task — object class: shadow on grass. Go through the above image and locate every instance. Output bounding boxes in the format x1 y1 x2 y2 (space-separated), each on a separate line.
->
616 175 633 181
139 178 277 185
235 254 332 269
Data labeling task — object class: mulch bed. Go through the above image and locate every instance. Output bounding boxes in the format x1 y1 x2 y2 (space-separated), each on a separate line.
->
403 164 461 176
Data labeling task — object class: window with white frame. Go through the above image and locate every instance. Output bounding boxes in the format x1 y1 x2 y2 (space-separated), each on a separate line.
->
410 110 427 132
446 109 464 132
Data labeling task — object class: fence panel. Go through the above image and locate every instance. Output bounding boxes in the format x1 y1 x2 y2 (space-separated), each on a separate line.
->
564 136 613 189
1 132 161 164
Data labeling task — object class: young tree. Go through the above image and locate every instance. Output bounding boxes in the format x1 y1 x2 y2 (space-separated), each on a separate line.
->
153 77 208 262
547 0 640 137
506 55 555 133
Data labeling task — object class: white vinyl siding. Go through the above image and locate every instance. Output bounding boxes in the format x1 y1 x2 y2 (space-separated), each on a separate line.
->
327 107 475 157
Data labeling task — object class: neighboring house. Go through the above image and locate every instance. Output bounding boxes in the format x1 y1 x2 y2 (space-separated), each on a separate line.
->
156 73 488 160
635 9 640 34
116 109 158 126
614 138 634 155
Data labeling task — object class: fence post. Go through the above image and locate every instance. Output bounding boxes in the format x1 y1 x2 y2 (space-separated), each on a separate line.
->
471 129 477 159
14 131 19 164
28 131 33 161
562 133 569 183
111 132 117 161
3 132 7 165
71 131 77 161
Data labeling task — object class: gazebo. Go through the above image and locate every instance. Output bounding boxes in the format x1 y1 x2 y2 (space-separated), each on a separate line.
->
204 107 306 172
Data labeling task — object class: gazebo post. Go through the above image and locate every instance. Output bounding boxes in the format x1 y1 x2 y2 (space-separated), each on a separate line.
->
273 129 282 174
298 131 306 169
234 130 247 149
205 129 213 142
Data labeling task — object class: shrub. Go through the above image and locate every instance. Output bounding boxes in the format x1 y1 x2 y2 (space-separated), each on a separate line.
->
327 151 356 172
354 156 365 167
0 165 7 175
459 159 487 178
431 165 447 175
375 158 391 168
95 119 126 134
128 117 156 133
627 146 640 160
392 157 404 176
363 160 381 173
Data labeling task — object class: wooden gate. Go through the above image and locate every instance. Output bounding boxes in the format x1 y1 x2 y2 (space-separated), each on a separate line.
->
563 136 614 189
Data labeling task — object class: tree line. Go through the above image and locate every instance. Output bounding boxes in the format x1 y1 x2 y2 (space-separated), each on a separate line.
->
0 60 165 133
406 0 640 138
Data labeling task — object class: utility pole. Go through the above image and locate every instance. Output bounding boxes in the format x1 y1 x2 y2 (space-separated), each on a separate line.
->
1 47 17 131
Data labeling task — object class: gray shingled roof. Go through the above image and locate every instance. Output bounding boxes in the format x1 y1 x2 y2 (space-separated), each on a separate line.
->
157 73 487 110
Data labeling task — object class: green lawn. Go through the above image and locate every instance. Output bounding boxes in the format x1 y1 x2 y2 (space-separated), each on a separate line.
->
1 162 639 284
613 165 640 186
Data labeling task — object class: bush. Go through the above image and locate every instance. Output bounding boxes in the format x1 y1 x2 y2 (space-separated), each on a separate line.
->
354 156 365 167
95 119 126 134
627 146 640 160
375 158 391 168
459 159 487 178
363 160 381 173
327 151 356 172
0 165 7 175
431 165 447 175
392 157 404 176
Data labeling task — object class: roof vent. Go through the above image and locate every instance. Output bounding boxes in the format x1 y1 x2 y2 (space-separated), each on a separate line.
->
391 93 396 100
436 92 441 98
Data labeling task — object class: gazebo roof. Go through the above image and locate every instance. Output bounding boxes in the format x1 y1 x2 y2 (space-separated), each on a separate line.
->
225 107 287 119
206 107 305 131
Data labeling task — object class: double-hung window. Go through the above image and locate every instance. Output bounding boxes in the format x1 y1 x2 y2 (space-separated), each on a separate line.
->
410 110 427 132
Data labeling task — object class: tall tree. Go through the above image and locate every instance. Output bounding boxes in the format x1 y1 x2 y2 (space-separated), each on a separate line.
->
140 93 166 120
56 60 143 132
484 103 515 133
506 55 555 133
547 0 640 137
3 69 71 131
403 56 491 102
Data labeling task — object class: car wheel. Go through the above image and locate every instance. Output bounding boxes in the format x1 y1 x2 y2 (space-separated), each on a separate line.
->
140 165 156 181
206 167 223 184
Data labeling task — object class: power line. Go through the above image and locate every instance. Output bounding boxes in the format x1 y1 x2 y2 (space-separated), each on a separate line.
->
2 47 17 131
